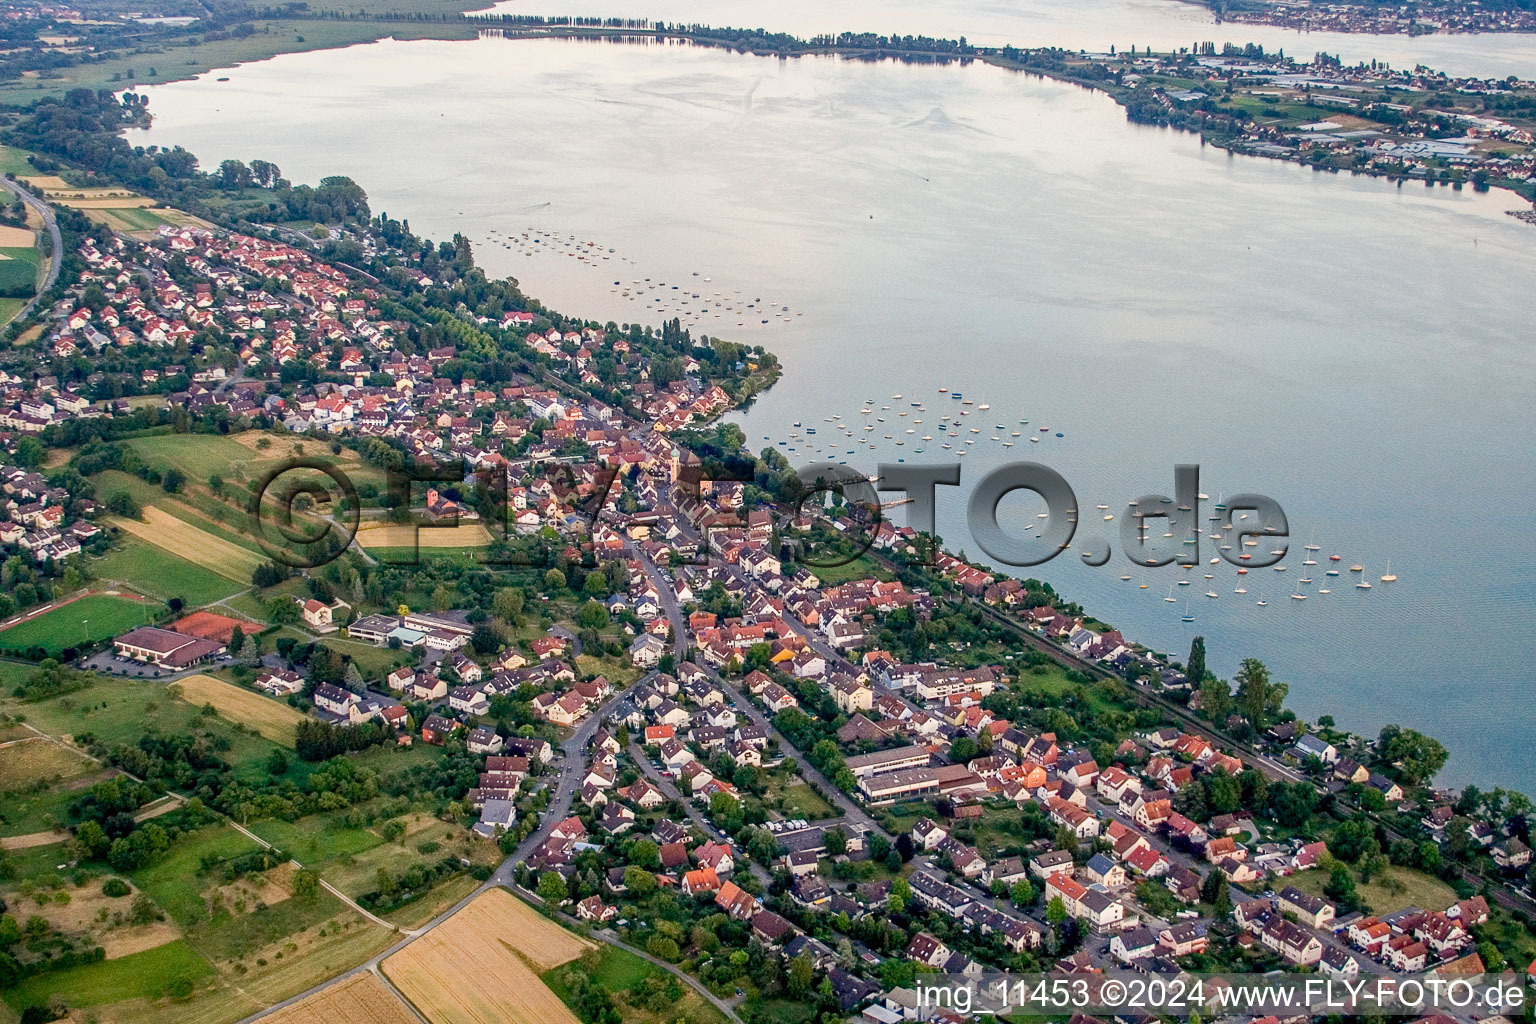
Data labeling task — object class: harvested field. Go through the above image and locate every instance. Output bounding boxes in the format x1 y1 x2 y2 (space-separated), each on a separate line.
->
0 225 35 246
382 888 590 1024
0 736 95 788
111 506 264 581
170 674 306 746
261 973 418 1024
18 174 69 188
354 522 493 549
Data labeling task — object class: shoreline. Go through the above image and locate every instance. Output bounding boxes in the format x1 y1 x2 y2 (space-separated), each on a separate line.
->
118 21 1536 209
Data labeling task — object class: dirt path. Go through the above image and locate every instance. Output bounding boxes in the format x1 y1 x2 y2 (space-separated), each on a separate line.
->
0 828 69 850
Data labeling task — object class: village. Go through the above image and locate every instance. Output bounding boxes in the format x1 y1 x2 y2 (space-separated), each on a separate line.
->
0 166 1531 1024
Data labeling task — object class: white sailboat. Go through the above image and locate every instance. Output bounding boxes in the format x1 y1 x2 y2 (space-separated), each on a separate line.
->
1380 560 1398 582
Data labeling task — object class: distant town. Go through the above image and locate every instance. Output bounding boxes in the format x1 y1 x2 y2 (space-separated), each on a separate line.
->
0 11 1530 1024
1193 0 1536 35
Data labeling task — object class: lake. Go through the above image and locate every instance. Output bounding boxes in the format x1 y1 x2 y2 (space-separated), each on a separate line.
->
481 0 1536 78
134 33 1536 791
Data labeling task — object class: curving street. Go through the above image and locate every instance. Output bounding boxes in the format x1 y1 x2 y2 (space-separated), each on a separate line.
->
0 176 62 321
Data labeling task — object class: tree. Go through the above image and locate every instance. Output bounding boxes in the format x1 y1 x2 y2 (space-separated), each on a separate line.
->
824 827 847 856
1377 725 1448 786
1199 677 1231 721
1206 769 1240 815
787 954 814 998
1324 865 1358 908
577 601 610 631
1046 896 1068 926
627 839 660 869
1235 658 1285 729
292 868 320 902
239 635 262 667
343 661 365 694
584 571 608 597
623 866 657 893
12 437 44 469
129 893 162 925
493 588 524 622
544 569 566 591
470 624 500 654
1187 635 1207 685
537 871 568 905
1010 879 1036 906
1200 870 1230 915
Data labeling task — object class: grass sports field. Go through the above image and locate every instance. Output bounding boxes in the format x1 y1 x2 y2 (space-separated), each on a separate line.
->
261 972 417 1024
0 593 159 655
92 536 242 607
171 674 306 746
112 507 265 582
382 888 589 1024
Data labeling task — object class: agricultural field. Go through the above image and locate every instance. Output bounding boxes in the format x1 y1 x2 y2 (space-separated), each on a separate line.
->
317 813 496 915
8 675 287 783
125 433 276 482
260 972 417 1024
353 522 494 550
0 736 94 788
112 506 265 582
0 244 39 296
0 593 161 656
92 535 245 607
382 888 590 1024
0 736 103 837
1 938 213 1012
0 144 36 175
171 674 306 746
247 813 384 866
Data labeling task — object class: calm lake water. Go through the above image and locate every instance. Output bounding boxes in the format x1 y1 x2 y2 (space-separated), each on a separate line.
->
483 0 1536 78
135 34 1536 791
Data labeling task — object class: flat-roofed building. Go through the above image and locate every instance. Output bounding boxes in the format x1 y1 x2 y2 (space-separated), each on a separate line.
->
859 767 939 804
845 743 932 779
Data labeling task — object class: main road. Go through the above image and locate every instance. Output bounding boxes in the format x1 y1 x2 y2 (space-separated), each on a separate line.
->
0 176 62 321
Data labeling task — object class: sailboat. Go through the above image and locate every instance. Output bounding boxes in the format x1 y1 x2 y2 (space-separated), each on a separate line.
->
1181 601 1195 623
1256 593 1268 606
1164 586 1177 603
1380 561 1398 582
1356 574 1372 589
